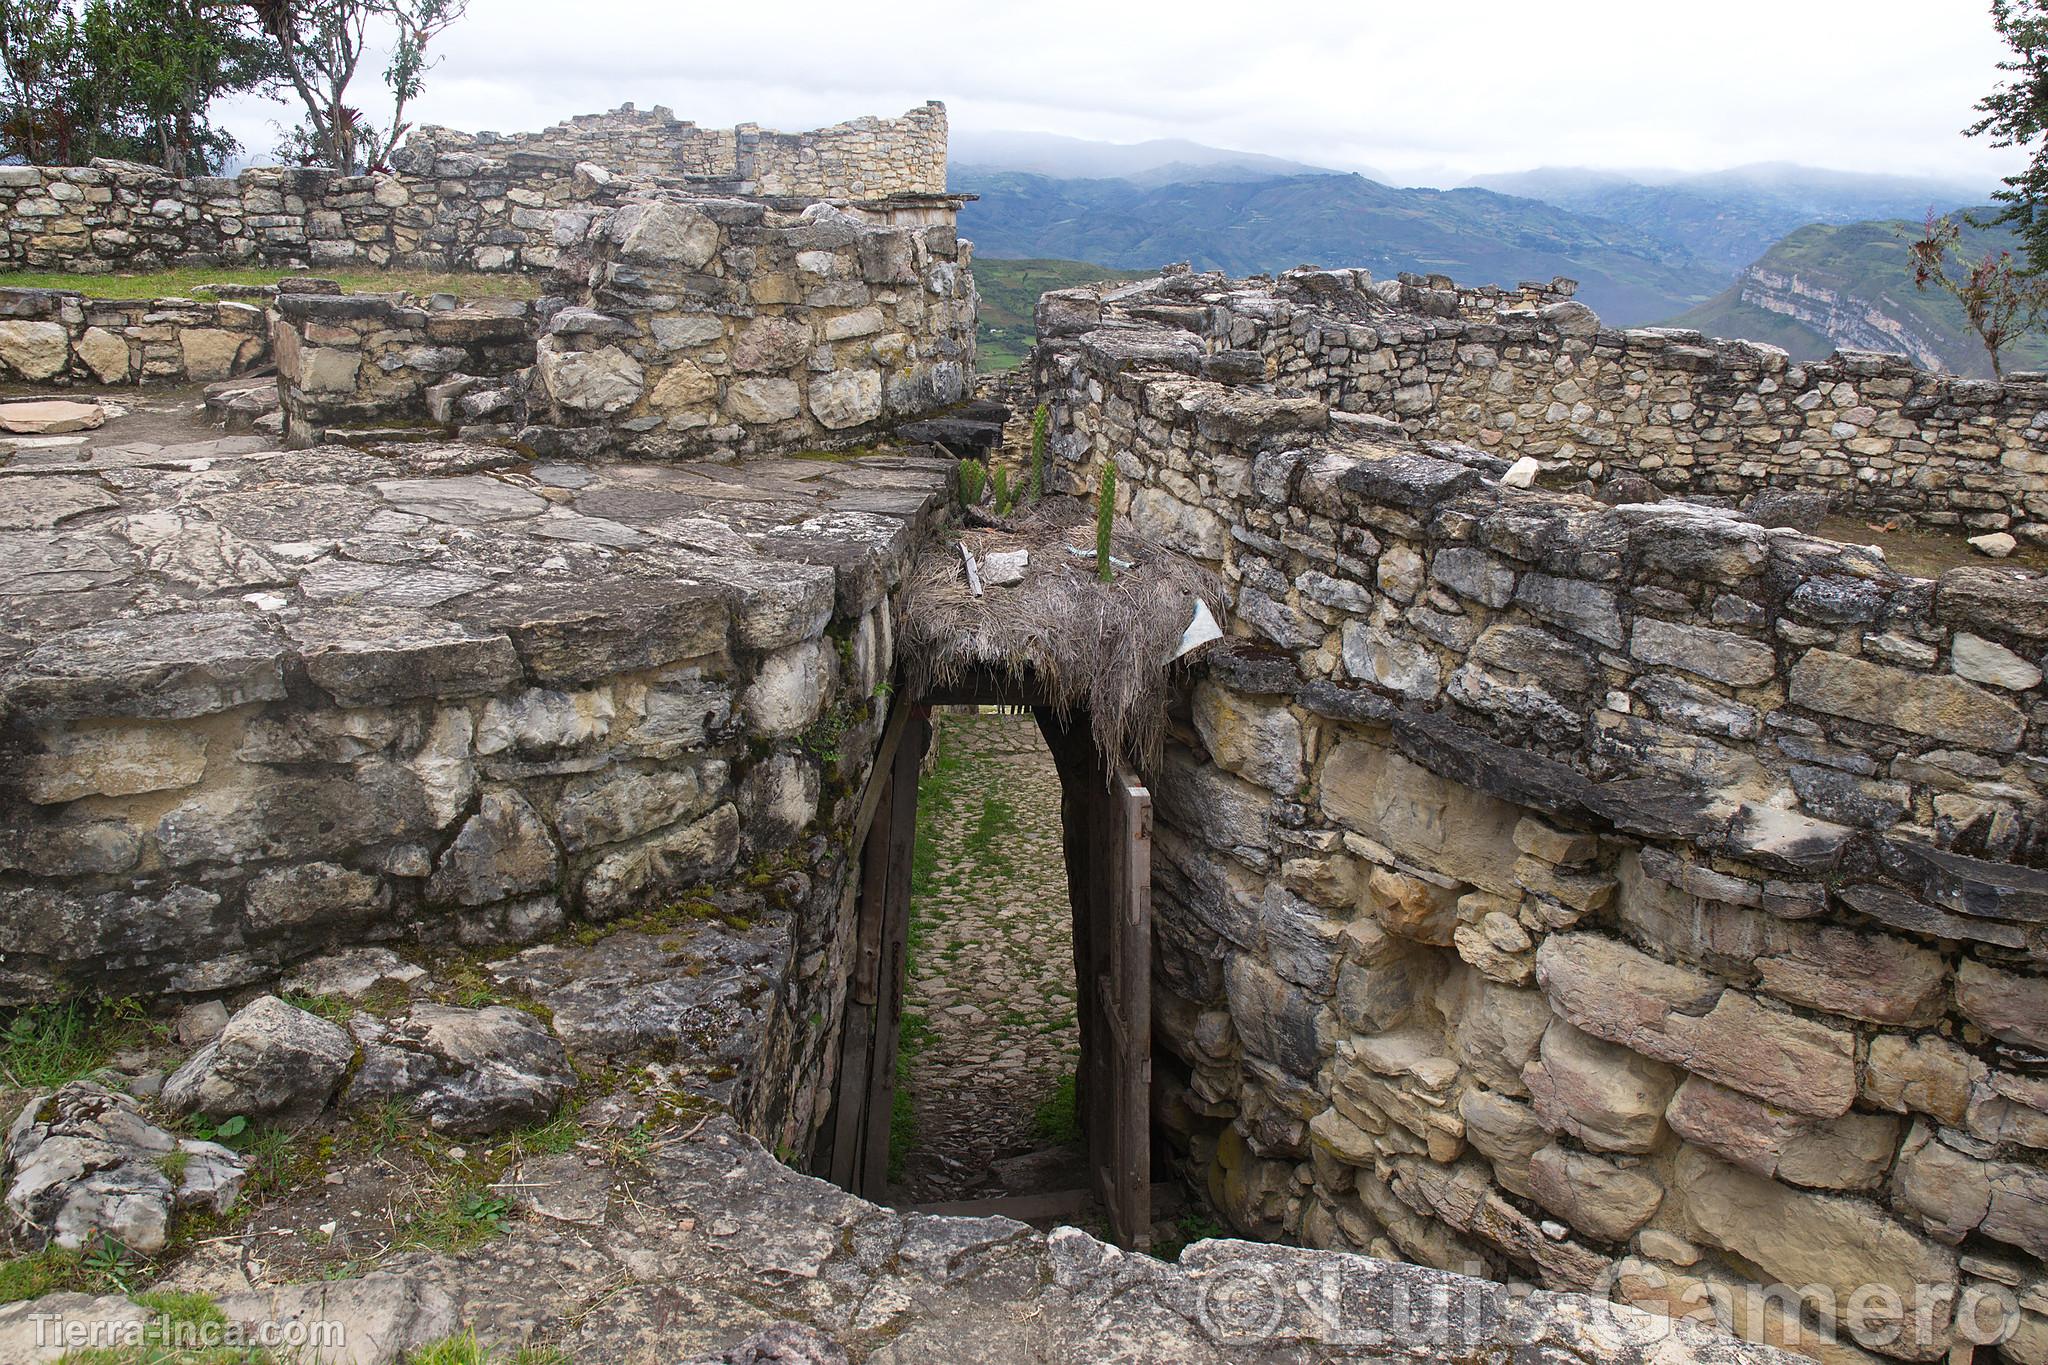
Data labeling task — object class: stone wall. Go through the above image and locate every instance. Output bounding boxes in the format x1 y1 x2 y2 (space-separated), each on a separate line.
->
0 105 952 277
0 437 953 1157
1037 303 2048 1363
0 285 271 385
523 194 976 459
406 103 950 200
0 157 617 275
1041 268 2048 535
271 293 533 442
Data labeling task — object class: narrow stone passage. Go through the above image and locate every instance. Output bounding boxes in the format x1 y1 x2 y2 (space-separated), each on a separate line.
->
894 711 1083 1202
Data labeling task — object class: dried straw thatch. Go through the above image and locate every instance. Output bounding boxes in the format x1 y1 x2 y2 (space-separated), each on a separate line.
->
899 498 1228 774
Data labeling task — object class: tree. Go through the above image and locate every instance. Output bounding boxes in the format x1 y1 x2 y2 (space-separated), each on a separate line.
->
263 0 467 174
116 0 277 175
0 0 271 172
1909 211 2048 377
1970 0 2048 274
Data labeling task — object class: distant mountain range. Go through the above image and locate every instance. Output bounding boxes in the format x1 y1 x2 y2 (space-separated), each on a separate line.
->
955 169 1724 324
1470 163 1991 275
950 129 1344 187
952 132 2021 374
1660 212 2048 380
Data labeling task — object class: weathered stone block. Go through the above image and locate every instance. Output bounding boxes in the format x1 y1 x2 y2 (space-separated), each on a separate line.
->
1536 933 1857 1117
1523 1017 1678 1152
1788 650 2025 751
1666 1076 1899 1192
24 726 207 804
1527 1143 1663 1242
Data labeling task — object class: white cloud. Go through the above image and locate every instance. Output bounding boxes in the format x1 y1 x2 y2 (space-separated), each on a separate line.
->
216 0 2031 186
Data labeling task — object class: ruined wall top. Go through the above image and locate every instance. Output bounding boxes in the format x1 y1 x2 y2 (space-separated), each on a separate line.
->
402 101 951 201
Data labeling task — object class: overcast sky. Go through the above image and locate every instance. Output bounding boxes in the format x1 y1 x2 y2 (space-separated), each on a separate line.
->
218 0 2030 188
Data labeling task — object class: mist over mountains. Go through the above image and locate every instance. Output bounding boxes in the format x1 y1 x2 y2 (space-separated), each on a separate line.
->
953 130 2010 373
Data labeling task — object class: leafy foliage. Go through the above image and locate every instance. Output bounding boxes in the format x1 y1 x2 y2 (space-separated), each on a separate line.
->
265 0 468 173
1909 210 2048 376
1970 0 2048 274
0 0 273 172
1032 1070 1080 1145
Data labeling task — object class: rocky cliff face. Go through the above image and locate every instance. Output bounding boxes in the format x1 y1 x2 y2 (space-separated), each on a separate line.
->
1733 266 1950 372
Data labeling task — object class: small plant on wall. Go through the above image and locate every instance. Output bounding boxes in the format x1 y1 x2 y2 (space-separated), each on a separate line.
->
1097 465 1116 583
1030 403 1049 501
957 458 985 509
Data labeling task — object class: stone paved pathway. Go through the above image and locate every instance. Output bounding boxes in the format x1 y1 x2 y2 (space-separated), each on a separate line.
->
897 710 1083 1201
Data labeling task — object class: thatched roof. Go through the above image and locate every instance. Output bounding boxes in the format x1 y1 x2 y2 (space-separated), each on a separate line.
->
899 499 1228 774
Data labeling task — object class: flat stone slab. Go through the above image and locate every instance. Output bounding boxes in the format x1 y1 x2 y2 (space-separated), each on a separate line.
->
0 399 105 435
0 432 952 721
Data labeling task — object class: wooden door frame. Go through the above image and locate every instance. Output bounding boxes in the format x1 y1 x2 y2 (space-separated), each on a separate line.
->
823 681 1153 1247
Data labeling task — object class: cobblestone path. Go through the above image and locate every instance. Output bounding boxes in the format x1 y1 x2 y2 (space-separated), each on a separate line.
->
896 711 1082 1201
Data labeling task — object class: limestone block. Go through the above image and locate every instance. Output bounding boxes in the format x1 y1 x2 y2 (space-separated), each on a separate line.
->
1130 485 1228 560
809 367 882 430
1528 1144 1663 1242
178 327 248 381
0 320 68 379
25 725 207 804
578 803 740 917
1319 739 1523 897
607 199 720 270
537 341 643 415
72 326 130 382
728 377 802 424
1523 1017 1679 1152
426 789 559 907
1665 1076 1899 1192
1459 1088 1548 1197
1340 622 1440 699
731 317 811 372
1957 959 2048 1051
738 751 820 850
742 637 832 739
1535 932 1858 1117
162 996 353 1122
1192 680 1303 794
646 359 718 410
1629 618 1778 686
1224 953 1325 1080
1364 864 1462 944
346 1004 574 1136
1952 633 2044 691
1788 650 2025 751
244 861 388 933
1862 1034 1985 1127
1678 1144 1959 1356
1452 977 1551 1097
555 762 724 853
296 345 361 396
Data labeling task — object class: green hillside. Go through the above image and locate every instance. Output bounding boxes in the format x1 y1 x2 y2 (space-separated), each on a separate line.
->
1662 214 2048 378
955 171 1727 326
970 257 1154 371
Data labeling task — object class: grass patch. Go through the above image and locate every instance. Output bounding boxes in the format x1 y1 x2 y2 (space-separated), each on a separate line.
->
1 998 160 1094
1032 1071 1081 1146
1147 1209 1230 1264
276 993 353 1026
394 1186 512 1255
0 1245 123 1303
0 265 542 302
406 1332 571 1365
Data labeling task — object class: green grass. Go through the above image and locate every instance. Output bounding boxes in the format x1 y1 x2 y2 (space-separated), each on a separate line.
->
969 257 1152 372
0 998 158 1091
1147 1210 1230 1264
406 1333 571 1365
0 1245 125 1303
0 265 542 302
1032 1071 1081 1146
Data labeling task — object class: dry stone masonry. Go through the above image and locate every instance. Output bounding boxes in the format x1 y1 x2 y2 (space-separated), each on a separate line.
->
1051 267 2048 533
0 104 950 276
1038 266 2048 1364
